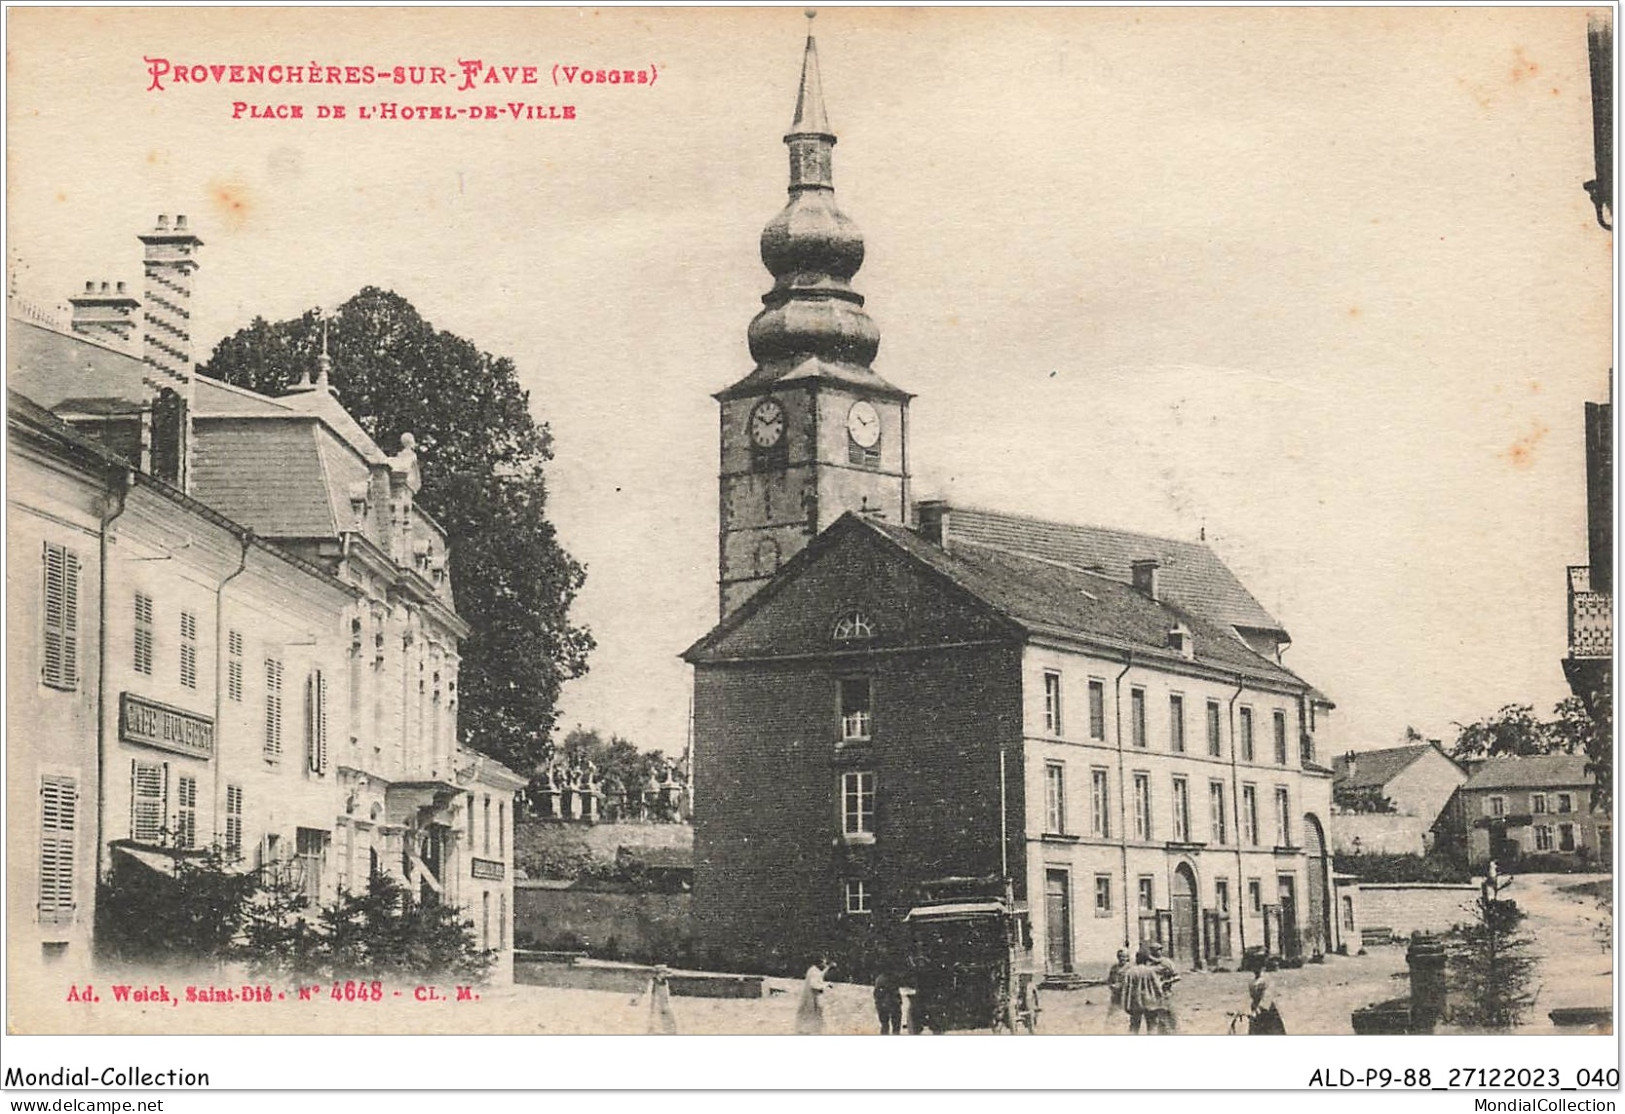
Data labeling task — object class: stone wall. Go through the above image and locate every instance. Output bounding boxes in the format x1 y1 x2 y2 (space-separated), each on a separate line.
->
512 881 691 964
1355 883 1480 937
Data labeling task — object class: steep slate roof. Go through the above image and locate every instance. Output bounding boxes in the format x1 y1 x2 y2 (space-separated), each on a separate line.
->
943 506 1287 636
690 513 1306 690
1331 744 1441 790
8 317 147 407
190 420 337 537
1460 754 1594 792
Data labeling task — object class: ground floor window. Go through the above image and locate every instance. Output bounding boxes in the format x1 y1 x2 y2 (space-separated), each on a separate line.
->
1534 825 1554 851
1247 878 1263 914
1094 874 1112 917
1558 823 1577 852
295 828 329 903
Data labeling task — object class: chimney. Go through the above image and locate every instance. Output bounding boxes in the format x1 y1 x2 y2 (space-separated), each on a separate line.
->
67 279 141 347
1131 558 1161 600
136 212 204 391
1344 750 1357 780
916 500 950 549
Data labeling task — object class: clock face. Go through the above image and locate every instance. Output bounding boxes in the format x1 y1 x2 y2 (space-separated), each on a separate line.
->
847 400 881 449
749 398 786 448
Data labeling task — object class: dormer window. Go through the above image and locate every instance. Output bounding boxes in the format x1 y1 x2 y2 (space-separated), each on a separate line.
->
832 610 874 641
347 481 370 524
1167 622 1194 660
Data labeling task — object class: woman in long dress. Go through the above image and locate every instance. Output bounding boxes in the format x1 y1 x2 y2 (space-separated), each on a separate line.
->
1248 959 1287 1035
645 966 678 1034
795 957 833 1034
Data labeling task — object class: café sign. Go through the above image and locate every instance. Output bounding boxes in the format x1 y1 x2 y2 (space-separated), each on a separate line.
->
120 693 214 760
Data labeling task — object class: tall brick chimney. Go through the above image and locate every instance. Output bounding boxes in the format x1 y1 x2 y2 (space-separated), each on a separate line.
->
68 280 141 348
137 214 203 390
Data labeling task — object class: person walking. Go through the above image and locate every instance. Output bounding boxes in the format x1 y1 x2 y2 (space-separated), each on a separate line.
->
1105 947 1131 1025
873 965 903 1034
1247 958 1287 1034
640 965 678 1034
796 956 833 1034
1146 941 1180 1034
1120 949 1164 1034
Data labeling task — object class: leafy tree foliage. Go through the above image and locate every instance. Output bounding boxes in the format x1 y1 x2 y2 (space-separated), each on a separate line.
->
201 289 593 772
95 844 263 968
1332 784 1397 814
1450 704 1553 760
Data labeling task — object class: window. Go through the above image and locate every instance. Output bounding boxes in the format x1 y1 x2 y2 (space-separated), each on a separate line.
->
1207 700 1222 757
1090 768 1110 838
1131 688 1147 748
133 593 154 676
1240 707 1255 762
1043 672 1063 735
842 771 876 839
1274 786 1291 847
1094 875 1113 917
1132 773 1152 840
39 774 77 926
263 658 284 762
176 775 197 849
179 610 198 689
41 542 81 690
482 891 491 951
467 793 477 841
306 670 329 775
1169 694 1186 753
1532 793 1548 815
296 828 329 903
1171 777 1191 842
131 760 166 843
1215 878 1231 915
1534 825 1554 851
832 611 873 640
1342 895 1356 932
225 784 244 858
1559 823 1577 852
1045 762 1066 834
1137 876 1155 912
1209 780 1229 845
227 630 244 702
839 678 872 742
1088 680 1106 740
1557 793 1575 814
1273 710 1289 765
844 879 871 915
483 796 492 855
498 801 506 857
1248 878 1263 914
1242 784 1259 846
1487 796 1506 818
500 892 508 950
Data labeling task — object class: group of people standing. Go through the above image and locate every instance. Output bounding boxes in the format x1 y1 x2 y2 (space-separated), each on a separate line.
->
1106 942 1286 1035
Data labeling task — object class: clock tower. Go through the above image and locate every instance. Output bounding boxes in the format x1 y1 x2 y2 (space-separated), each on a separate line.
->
716 24 911 616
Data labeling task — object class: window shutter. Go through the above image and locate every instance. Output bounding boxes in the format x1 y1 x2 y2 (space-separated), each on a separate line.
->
41 543 79 689
131 760 167 843
39 775 77 925
306 670 329 775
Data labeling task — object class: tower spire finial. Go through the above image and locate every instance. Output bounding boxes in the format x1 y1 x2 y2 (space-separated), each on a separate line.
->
316 310 333 389
789 15 831 137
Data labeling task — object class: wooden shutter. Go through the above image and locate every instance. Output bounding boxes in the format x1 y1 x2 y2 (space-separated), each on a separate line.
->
225 784 244 857
307 670 329 775
264 659 283 761
39 775 77 925
41 543 79 689
130 760 167 843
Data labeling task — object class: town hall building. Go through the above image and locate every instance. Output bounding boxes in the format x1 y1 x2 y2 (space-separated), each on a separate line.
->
685 30 1341 980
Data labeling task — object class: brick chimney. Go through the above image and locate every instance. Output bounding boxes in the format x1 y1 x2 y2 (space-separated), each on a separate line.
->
916 500 951 550
67 280 140 347
136 214 203 390
1131 558 1161 600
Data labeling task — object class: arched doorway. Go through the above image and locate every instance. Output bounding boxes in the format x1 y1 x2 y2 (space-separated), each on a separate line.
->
1170 863 1199 967
1302 813 1331 957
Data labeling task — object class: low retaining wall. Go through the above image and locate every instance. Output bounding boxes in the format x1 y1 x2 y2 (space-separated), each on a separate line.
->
1356 883 1480 938
513 954 762 999
514 881 691 963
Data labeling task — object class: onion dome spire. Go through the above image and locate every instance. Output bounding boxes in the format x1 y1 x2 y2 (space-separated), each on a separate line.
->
747 17 880 369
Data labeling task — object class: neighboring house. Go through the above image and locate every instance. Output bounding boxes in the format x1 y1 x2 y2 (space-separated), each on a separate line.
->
1441 755 1611 870
686 30 1342 981
1329 743 1466 856
8 214 525 989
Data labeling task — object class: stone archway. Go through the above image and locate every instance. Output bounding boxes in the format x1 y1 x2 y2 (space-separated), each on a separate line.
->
1170 862 1200 967
1302 813 1331 957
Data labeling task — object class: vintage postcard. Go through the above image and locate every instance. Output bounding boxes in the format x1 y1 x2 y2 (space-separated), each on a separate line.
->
3 3 1617 1095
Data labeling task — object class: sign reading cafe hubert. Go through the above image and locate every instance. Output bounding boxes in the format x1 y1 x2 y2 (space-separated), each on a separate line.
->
120 692 215 759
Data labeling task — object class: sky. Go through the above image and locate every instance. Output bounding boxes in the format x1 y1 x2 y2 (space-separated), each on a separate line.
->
7 6 1613 760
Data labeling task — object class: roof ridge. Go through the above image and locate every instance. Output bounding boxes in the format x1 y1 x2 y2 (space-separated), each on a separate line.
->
193 372 298 411
946 503 1208 551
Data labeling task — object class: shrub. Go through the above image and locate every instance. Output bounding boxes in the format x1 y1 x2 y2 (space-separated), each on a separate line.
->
1332 851 1472 884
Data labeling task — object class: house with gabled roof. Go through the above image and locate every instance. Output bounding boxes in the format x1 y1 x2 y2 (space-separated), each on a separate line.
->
1329 743 1466 856
1441 755 1610 870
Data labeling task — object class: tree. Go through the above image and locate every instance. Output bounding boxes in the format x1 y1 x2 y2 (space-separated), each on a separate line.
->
201 289 593 773
96 843 265 969
1449 704 1551 761
1446 875 1536 1031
